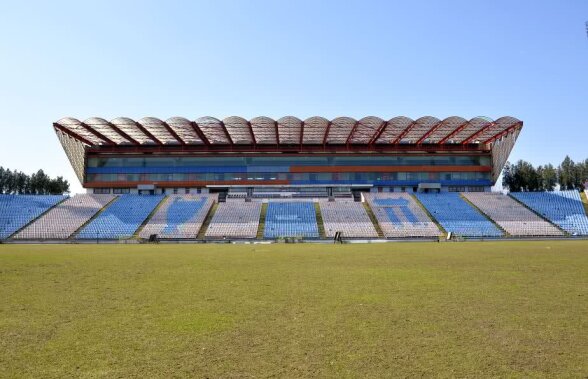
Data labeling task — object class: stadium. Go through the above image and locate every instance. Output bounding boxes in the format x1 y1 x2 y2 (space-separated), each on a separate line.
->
2 114 588 241
3 1 588 376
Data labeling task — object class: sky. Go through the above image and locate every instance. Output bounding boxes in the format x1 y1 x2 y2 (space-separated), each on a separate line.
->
0 0 587 193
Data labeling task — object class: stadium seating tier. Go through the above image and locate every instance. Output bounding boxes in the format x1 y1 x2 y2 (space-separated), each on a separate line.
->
510 191 588 235
76 195 164 239
139 195 214 239
205 201 262 239
0 195 65 239
415 193 503 237
14 194 115 239
462 192 562 236
263 202 319 238
365 193 440 238
320 202 378 238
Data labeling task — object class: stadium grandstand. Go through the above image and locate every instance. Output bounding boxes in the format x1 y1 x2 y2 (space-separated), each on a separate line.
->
2 114 588 242
53 115 522 195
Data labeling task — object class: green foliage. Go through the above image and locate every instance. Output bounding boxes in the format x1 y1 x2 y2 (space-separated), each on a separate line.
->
0 242 586 377
0 166 69 194
503 157 588 192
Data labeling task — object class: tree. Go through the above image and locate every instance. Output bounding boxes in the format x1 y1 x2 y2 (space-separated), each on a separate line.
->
502 161 514 191
558 156 576 190
541 164 557 191
0 167 6 194
0 166 69 194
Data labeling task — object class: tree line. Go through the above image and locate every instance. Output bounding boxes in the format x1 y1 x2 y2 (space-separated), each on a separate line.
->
503 156 588 192
0 167 70 195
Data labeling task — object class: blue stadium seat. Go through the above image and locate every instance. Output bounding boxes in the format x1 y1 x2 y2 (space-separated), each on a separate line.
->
415 193 503 237
510 191 588 235
0 195 65 239
263 202 319 238
162 196 208 234
374 198 419 223
76 195 164 239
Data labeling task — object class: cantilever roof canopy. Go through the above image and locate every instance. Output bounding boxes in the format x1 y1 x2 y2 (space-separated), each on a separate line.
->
53 116 523 148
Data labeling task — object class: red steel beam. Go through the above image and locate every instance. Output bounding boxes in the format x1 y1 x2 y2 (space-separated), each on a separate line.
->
322 121 332 145
461 121 496 144
345 121 361 145
391 120 418 144
80 122 115 145
483 122 522 144
416 119 445 145
134 122 163 145
368 121 388 145
87 142 489 154
219 121 234 145
438 120 470 144
53 123 96 146
107 122 140 145
190 121 211 146
299 121 305 147
162 122 186 145
246 121 256 145
274 121 280 145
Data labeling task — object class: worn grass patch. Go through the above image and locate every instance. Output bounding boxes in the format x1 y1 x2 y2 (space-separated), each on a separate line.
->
0 241 587 378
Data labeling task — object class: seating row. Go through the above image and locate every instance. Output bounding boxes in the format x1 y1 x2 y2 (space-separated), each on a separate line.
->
463 192 562 236
511 191 588 235
15 194 115 239
319 202 378 238
264 202 319 238
415 193 503 237
365 193 440 238
139 195 215 239
206 202 261 238
76 195 165 239
3 192 588 240
0 195 65 239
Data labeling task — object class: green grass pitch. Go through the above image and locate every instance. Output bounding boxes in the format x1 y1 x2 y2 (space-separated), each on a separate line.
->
1 241 587 377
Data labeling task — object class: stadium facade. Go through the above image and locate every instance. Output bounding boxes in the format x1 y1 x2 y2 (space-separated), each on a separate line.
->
53 116 522 196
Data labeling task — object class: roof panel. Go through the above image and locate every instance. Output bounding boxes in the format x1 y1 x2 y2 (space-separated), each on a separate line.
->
223 116 253 144
55 115 522 148
84 117 131 145
250 116 277 144
327 117 356 144
166 117 203 145
55 117 106 145
424 116 468 143
138 117 179 145
375 117 414 144
402 116 441 143
302 116 329 144
110 117 156 145
195 117 230 144
476 116 521 143
277 116 302 144
349 117 385 144
451 117 493 143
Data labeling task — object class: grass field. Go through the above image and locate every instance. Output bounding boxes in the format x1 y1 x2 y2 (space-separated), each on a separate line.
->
1 241 587 378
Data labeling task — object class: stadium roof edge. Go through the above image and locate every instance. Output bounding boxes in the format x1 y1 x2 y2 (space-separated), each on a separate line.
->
53 116 523 148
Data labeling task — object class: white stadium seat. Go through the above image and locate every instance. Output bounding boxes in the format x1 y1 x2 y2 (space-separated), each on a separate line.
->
205 201 262 239
14 194 115 239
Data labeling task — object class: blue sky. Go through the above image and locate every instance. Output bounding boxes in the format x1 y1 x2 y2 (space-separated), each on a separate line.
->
0 0 587 192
